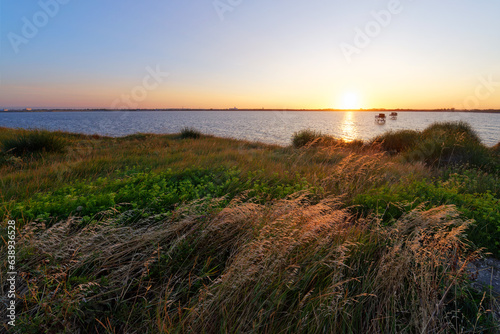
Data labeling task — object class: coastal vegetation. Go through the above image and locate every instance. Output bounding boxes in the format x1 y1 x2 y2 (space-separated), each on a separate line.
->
180 127 203 139
1 122 499 333
0 129 67 157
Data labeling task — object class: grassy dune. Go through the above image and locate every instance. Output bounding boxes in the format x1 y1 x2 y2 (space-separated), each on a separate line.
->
1 123 499 333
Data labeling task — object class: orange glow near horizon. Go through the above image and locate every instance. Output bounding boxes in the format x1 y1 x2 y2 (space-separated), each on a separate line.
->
2 81 500 110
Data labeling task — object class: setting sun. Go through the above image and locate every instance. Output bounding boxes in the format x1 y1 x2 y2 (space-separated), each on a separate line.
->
339 92 362 110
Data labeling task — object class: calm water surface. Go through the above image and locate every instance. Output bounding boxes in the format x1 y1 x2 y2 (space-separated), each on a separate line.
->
1 110 499 146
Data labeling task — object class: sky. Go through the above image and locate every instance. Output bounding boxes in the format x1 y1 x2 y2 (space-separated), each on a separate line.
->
0 0 499 110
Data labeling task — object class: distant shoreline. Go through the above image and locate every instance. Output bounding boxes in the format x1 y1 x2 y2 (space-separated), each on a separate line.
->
2 108 500 113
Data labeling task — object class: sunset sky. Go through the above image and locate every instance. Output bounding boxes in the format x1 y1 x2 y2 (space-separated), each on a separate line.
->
1 0 499 110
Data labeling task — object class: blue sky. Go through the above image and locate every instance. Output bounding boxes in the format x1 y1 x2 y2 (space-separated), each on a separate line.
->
1 0 499 109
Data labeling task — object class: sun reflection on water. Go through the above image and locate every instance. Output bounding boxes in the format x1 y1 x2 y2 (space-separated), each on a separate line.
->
340 112 358 142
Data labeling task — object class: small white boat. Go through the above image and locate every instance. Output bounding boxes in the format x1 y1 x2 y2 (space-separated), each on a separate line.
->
389 112 398 120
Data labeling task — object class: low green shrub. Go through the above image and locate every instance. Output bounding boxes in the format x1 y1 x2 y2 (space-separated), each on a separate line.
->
292 130 352 148
1 129 67 156
292 129 324 147
402 121 492 167
372 129 420 153
421 121 481 143
180 127 202 139
121 133 152 141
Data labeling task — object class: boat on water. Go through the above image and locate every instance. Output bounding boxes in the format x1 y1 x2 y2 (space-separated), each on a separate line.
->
375 113 386 124
389 112 398 120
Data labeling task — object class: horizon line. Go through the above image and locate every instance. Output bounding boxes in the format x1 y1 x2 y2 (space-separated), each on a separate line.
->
2 107 500 112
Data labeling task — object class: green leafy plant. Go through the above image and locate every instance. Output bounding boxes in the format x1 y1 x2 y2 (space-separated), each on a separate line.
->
354 171 500 256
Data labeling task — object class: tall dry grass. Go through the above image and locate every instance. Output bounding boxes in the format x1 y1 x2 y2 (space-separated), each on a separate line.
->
8 193 481 333
180 200 478 333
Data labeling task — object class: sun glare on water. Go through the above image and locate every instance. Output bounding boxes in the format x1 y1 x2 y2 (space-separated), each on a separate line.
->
339 92 362 110
341 111 358 142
